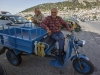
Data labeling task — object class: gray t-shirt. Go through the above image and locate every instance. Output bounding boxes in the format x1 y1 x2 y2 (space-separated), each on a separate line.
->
33 13 44 26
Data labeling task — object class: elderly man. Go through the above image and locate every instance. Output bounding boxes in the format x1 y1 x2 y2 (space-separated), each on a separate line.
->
41 8 71 64
33 7 44 27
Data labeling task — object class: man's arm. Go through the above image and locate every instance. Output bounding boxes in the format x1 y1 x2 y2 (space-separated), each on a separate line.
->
41 17 51 35
59 17 71 31
32 15 36 23
41 17 49 30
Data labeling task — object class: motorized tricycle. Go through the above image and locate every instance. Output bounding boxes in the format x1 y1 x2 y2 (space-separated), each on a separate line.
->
0 23 94 74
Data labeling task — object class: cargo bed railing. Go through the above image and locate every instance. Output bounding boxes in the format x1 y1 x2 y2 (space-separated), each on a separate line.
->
0 24 47 41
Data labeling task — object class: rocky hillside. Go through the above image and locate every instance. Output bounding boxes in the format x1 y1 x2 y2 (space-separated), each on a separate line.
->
21 1 100 12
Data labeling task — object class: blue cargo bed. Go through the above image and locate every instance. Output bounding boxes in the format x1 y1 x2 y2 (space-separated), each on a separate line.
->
0 25 47 53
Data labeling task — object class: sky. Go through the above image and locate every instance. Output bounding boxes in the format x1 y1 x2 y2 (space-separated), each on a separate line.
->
0 0 65 14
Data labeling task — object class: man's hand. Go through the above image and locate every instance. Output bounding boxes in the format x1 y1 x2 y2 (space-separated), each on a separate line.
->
68 28 72 32
33 19 37 23
47 29 51 35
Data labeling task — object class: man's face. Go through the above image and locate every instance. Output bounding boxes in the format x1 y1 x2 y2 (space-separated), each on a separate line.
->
51 9 58 18
34 9 39 15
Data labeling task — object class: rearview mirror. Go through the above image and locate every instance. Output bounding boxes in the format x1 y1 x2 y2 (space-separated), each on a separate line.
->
6 22 12 25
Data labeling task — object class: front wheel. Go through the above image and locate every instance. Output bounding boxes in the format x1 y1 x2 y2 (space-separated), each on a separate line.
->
73 59 94 74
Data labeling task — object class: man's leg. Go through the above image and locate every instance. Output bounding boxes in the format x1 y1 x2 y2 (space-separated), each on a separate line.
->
51 32 65 50
51 32 65 64
57 32 65 51
58 32 66 54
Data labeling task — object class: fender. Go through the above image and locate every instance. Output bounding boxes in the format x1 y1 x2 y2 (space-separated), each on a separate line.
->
13 49 22 55
71 54 89 61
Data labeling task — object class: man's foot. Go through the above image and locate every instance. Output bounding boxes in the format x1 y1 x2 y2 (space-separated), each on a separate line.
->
59 51 64 64
62 51 66 55
59 57 64 64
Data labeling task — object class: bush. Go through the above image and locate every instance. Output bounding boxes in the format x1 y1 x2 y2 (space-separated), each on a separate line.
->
92 15 97 19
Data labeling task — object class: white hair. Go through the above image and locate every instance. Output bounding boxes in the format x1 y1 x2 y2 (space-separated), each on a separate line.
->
51 7 58 12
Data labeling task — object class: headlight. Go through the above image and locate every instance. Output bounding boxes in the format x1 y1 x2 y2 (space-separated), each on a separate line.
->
81 40 86 45
75 40 86 47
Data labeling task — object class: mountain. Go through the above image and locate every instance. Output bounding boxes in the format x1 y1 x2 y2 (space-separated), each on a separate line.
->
68 0 99 2
21 1 100 13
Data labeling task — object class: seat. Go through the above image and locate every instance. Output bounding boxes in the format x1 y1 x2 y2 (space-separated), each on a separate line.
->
40 36 56 49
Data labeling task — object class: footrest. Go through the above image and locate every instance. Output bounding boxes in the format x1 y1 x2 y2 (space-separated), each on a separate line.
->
50 59 63 68
50 54 68 68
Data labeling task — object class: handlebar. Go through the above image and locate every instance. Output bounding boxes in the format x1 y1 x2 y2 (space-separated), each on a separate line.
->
66 30 75 38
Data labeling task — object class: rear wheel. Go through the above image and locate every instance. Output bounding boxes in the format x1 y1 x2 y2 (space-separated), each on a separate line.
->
6 50 22 66
73 59 94 74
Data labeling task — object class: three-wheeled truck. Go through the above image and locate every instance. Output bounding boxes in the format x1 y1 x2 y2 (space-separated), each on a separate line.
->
0 23 94 75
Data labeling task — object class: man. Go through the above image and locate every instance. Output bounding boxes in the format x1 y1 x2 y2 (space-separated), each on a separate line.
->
41 8 71 64
33 7 44 27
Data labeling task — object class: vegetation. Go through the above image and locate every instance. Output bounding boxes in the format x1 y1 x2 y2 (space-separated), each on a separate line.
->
21 1 100 13
92 15 97 19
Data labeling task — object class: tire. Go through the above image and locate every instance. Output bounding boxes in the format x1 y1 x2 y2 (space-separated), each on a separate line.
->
0 64 7 75
6 50 22 66
73 59 94 74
